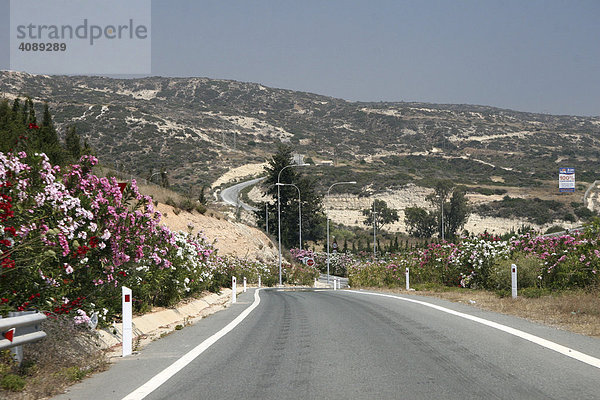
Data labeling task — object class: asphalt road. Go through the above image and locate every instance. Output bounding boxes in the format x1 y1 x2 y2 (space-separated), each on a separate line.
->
219 177 265 211
54 288 600 400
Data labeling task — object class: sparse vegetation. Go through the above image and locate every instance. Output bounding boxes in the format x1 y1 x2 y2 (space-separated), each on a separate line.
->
0 315 107 399
476 196 580 225
2 72 598 196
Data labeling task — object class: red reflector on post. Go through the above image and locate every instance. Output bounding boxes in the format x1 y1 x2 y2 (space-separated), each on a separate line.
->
125 294 131 302
3 328 15 342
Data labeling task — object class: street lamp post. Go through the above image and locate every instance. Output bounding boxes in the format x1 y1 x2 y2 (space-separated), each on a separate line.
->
277 163 309 286
276 183 302 250
441 202 444 241
326 181 357 284
373 203 378 259
265 203 269 236
435 194 445 241
264 183 276 236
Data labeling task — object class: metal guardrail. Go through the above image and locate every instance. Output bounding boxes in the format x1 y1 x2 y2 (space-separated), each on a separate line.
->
0 312 47 351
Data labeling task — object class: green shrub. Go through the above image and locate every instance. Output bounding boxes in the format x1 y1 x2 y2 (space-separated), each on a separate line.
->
545 225 564 234
575 206 594 220
489 253 543 291
165 197 177 207
178 197 196 212
1 374 26 392
55 366 87 382
348 262 397 287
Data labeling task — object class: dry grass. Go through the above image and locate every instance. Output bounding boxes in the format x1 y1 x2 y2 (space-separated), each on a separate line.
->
0 316 108 399
361 287 600 337
136 183 187 206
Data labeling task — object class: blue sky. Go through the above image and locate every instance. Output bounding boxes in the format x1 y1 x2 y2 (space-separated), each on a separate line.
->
1 0 599 116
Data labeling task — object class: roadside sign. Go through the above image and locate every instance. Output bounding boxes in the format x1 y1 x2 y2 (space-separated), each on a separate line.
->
559 167 575 192
306 258 315 267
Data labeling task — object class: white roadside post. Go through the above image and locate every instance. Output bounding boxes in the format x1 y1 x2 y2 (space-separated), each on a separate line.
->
243 277 247 293
122 286 133 357
232 277 237 304
258 275 261 288
511 264 518 299
405 267 410 291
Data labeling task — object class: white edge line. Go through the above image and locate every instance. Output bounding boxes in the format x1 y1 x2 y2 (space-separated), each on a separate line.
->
122 289 262 400
346 289 600 370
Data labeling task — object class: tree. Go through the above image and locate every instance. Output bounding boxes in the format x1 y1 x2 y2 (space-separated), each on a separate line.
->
420 180 470 240
65 125 82 162
404 206 437 238
32 102 64 165
197 185 208 205
426 180 453 239
254 144 325 248
160 166 170 188
446 187 470 239
362 199 399 232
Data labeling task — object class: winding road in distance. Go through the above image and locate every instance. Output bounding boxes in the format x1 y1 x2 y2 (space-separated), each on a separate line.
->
219 177 265 212
54 288 600 400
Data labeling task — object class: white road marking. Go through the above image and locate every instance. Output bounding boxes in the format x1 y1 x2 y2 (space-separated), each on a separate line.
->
347 290 600 370
122 289 262 400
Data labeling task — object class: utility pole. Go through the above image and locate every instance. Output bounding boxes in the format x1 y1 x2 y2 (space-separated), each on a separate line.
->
373 201 377 259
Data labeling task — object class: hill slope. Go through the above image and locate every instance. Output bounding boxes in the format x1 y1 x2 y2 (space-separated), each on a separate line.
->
1 70 599 193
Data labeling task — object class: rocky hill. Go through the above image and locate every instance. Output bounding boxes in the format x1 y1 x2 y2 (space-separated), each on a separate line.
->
1 70 599 232
1 70 598 193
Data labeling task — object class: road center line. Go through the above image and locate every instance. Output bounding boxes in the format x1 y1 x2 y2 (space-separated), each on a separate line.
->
122 289 262 400
346 289 600 370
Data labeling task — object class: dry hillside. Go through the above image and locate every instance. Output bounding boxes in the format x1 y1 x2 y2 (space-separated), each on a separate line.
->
155 202 278 264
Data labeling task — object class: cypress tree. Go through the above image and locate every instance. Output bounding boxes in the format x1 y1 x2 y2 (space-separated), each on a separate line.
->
65 125 82 162
37 103 64 164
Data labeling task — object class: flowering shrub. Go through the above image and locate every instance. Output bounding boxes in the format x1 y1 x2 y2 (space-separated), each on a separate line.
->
289 248 357 277
511 225 600 289
348 229 600 291
283 262 319 285
348 260 395 287
0 152 281 324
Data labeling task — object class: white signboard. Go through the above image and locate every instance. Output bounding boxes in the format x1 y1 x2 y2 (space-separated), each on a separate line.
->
559 167 575 192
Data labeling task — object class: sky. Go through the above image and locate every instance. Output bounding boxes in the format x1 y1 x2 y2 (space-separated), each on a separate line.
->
1 0 599 116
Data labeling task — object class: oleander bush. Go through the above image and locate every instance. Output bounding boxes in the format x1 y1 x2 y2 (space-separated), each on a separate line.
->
0 151 280 326
345 227 600 291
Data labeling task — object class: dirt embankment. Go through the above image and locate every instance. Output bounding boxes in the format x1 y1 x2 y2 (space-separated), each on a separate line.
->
155 203 278 264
